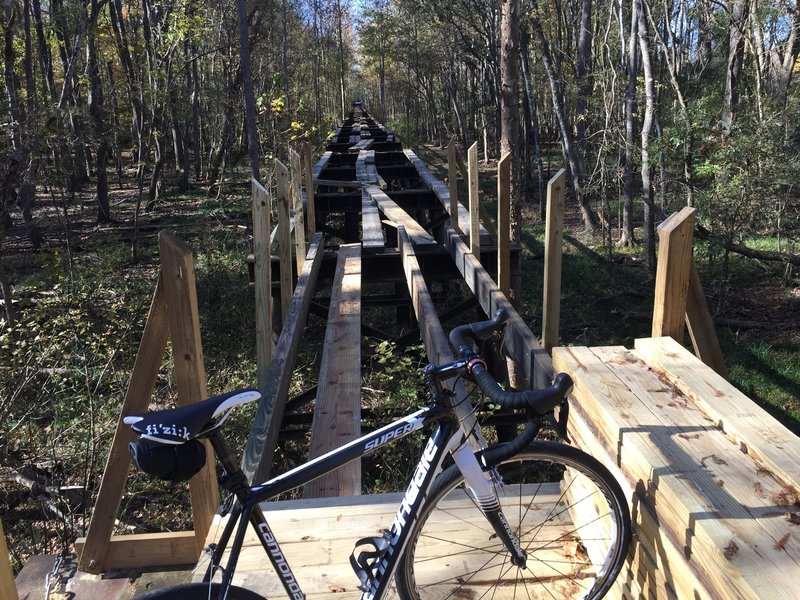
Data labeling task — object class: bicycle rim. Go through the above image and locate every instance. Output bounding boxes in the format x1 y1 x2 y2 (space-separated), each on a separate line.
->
396 441 631 600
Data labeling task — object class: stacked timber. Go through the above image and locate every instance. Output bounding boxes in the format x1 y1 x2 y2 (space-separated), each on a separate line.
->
553 337 800 600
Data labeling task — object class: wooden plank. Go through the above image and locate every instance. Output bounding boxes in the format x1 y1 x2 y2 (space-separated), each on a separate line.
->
453 148 498 240
365 184 435 245
652 206 695 340
157 231 219 556
302 143 316 236
397 228 490 454
634 336 800 493
542 168 566 352
252 178 272 394
442 227 552 389
311 151 332 180
403 149 490 243
685 262 728 378
313 179 363 189
276 160 293 322
447 140 460 234
552 345 800 600
79 276 171 572
76 532 198 570
242 233 325 484
497 153 511 297
304 244 362 498
0 520 18 600
468 142 480 259
361 192 384 250
290 148 306 274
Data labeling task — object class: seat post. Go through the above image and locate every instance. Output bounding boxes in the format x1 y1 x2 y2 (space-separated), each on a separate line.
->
208 432 251 500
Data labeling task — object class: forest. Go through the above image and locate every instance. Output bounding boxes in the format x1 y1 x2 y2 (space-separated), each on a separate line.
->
1 0 799 575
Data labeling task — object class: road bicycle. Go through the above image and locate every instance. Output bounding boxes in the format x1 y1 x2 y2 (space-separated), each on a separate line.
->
127 310 631 599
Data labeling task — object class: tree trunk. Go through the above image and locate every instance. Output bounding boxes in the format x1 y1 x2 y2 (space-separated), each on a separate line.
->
619 0 638 247
721 0 749 138
520 29 545 217
530 0 599 231
239 0 261 183
88 0 111 223
637 0 657 273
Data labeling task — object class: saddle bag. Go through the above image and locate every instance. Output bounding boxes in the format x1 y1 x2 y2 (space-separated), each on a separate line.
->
129 438 207 482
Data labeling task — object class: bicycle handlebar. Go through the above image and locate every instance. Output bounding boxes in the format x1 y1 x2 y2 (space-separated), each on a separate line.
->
446 309 574 414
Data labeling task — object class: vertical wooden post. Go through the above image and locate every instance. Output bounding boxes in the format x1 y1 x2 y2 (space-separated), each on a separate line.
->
447 139 460 233
289 147 306 273
468 142 480 260
253 178 272 394
542 169 566 352
276 160 293 322
157 232 219 555
483 127 489 163
302 142 316 236
652 206 695 341
497 153 511 297
1 520 19 600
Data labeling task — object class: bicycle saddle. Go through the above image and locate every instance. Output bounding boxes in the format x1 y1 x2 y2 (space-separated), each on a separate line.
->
123 389 261 443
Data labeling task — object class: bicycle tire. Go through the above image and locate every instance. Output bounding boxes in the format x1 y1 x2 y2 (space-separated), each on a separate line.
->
396 441 631 599
136 582 266 599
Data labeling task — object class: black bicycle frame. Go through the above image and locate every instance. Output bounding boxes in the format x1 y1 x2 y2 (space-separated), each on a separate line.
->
201 404 462 600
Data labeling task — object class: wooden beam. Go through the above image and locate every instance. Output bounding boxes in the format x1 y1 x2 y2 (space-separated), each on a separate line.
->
497 153 511 297
0 520 18 600
311 151 333 180
276 160 293 322
79 276 171 573
253 178 272 394
76 532 198 570
453 148 498 240
313 179 363 189
442 227 552 389
157 231 218 555
447 140 461 234
290 148 306 274
242 233 325 484
365 184 435 245
652 206 695 341
302 143 316 236
304 244 362 498
468 142 480 259
685 262 728 378
542 169 566 353
397 228 490 453
361 193 384 250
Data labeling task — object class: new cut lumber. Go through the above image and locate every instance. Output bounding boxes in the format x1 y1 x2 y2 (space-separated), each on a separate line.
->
0 520 18 600
553 344 800 600
304 244 362 498
75 532 198 570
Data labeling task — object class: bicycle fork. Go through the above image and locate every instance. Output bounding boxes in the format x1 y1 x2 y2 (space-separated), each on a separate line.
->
450 442 528 567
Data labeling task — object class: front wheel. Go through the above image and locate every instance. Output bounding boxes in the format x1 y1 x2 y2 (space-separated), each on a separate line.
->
136 582 266 599
396 441 631 599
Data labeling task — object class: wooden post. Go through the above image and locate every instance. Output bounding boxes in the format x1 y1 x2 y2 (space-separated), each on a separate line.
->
652 206 695 341
289 147 306 273
253 178 272 394
1 520 18 600
468 142 480 259
542 169 566 353
483 127 489 163
157 232 219 555
447 139 460 234
276 160 293 322
497 153 511 297
302 142 316 236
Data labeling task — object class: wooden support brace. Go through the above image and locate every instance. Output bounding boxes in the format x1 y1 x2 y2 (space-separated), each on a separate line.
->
685 262 728 378
276 160 293 322
253 178 272 393
447 140 461 234
468 142 480 260
497 153 511 297
652 206 695 341
290 148 306 274
302 143 317 236
242 233 325 484
542 169 566 353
